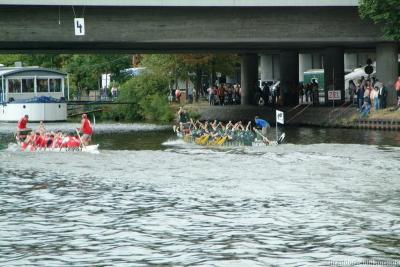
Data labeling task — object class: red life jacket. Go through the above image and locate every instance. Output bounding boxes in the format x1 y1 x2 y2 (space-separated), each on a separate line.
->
82 119 93 135
18 118 28 129
67 137 81 148
57 138 63 147
34 135 45 148
21 142 29 151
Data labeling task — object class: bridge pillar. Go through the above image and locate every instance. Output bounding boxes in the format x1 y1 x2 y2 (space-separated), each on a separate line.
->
324 47 345 103
241 53 258 105
344 53 358 70
280 50 299 106
273 55 280 81
312 53 323 69
299 53 312 82
376 42 399 107
260 54 273 81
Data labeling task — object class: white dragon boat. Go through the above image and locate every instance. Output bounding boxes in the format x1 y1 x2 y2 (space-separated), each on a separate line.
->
14 129 99 153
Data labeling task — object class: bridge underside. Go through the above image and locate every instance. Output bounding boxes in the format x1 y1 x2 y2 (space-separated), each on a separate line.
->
0 41 383 54
0 6 384 53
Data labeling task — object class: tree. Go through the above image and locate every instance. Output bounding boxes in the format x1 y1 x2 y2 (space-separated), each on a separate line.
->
359 0 400 40
0 54 24 66
63 54 131 98
141 53 239 99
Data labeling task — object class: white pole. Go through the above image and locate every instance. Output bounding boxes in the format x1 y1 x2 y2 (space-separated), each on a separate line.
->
34 76 37 96
275 110 278 141
61 77 64 98
67 75 70 101
332 67 335 108
5 77 8 102
1 76 4 102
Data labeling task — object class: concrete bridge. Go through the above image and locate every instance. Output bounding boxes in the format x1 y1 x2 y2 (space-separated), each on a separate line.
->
0 0 398 105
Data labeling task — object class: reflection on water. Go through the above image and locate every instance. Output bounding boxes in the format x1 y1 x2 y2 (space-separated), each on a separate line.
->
0 123 399 266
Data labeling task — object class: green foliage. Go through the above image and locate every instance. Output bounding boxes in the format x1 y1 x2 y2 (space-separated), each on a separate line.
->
141 53 239 103
187 111 201 120
20 54 71 69
141 94 175 122
359 0 400 40
64 54 131 98
0 54 24 66
107 73 174 123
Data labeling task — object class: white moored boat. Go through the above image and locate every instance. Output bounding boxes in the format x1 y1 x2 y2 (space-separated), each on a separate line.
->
0 65 69 122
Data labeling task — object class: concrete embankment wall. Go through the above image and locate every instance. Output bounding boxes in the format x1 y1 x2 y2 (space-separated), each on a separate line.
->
186 104 400 130
189 105 354 126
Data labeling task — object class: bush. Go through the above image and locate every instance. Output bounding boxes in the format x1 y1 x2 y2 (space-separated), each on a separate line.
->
106 73 174 123
141 94 175 122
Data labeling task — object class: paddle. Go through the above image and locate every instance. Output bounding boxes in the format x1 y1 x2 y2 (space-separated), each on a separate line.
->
196 134 210 145
75 128 86 150
253 128 270 145
217 136 228 145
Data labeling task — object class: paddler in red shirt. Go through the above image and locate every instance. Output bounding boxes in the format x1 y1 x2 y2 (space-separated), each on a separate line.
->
18 115 29 130
66 133 81 149
16 115 31 142
34 132 46 150
79 113 93 145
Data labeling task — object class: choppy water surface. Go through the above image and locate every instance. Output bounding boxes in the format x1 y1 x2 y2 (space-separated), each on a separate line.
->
0 123 400 266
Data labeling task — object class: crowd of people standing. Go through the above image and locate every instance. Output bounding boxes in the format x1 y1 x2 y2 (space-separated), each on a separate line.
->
169 75 400 115
298 80 320 106
348 76 388 117
207 83 242 105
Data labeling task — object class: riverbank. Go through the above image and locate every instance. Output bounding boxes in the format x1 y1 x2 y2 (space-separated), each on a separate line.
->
182 102 400 130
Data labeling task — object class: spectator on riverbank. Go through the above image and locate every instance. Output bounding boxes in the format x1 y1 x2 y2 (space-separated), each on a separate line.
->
349 80 356 104
364 81 371 102
168 87 175 102
395 76 400 107
233 84 241 104
360 97 371 118
188 86 194 104
305 83 312 103
378 83 387 109
217 85 225 105
298 83 304 104
311 80 319 106
175 88 182 104
226 84 234 105
207 86 215 106
370 86 379 111
111 86 118 99
356 79 364 109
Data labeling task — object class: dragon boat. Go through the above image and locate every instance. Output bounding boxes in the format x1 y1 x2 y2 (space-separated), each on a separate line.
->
14 129 99 153
177 128 285 147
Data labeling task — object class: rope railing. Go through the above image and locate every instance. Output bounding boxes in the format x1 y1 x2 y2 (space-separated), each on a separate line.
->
286 103 312 123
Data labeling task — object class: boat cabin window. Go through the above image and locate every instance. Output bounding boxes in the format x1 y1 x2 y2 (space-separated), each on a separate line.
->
22 78 34 93
8 79 21 93
37 79 48 92
49 78 62 92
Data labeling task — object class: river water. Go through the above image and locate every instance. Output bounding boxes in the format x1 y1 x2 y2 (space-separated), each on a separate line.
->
0 123 400 266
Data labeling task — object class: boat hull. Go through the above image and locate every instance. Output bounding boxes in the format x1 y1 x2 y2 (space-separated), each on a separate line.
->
177 131 285 147
16 144 99 153
0 102 67 122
